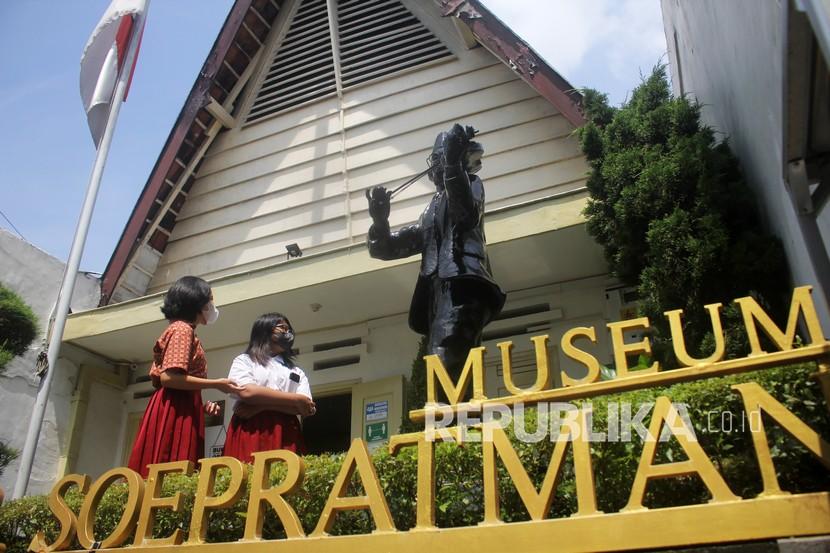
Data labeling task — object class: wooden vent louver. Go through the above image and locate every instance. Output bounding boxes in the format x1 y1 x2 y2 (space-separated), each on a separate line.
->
245 0 452 123
338 0 452 88
246 0 336 122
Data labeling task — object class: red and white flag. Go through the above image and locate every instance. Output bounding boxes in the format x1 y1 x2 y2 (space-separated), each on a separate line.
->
80 0 147 148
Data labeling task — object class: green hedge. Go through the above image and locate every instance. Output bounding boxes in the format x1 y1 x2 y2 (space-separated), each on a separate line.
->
2 363 828 552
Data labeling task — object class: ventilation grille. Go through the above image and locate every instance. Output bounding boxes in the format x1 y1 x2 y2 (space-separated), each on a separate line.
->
483 324 535 342
483 303 554 342
245 0 452 123
247 0 336 122
313 336 362 352
314 355 361 371
494 303 550 321
338 0 452 88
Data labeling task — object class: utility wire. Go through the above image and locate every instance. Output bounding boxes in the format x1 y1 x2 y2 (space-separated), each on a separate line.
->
0 208 26 241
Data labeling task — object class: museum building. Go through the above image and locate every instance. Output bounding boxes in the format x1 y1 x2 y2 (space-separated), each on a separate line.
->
53 0 630 485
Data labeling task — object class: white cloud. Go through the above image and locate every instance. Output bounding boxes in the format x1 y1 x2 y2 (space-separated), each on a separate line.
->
482 0 606 74
602 0 668 80
480 0 667 95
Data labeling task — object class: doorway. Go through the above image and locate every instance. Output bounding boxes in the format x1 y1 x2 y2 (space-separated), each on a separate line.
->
303 392 351 454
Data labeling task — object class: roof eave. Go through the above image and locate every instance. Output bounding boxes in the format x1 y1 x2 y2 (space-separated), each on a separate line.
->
440 0 585 127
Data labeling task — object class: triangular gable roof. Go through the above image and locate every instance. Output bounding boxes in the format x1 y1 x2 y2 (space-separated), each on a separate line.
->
101 0 584 305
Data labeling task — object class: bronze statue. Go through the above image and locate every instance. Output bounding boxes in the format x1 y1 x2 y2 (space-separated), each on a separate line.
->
366 124 506 380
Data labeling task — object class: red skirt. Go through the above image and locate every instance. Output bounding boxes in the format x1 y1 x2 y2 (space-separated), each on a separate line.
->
223 410 305 463
127 387 204 478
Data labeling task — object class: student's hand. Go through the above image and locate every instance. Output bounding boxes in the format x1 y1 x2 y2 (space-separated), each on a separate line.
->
204 401 221 416
234 402 262 420
215 378 245 394
295 395 316 417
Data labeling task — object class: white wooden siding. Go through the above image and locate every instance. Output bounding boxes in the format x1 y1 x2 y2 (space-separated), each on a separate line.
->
148 17 588 293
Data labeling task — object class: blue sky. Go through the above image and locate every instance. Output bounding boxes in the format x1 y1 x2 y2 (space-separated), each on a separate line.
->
0 1 667 275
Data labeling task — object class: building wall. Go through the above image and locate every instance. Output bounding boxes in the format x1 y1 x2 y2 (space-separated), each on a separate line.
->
147 1 587 292
64 2 608 476
661 0 830 327
106 273 617 465
0 230 102 495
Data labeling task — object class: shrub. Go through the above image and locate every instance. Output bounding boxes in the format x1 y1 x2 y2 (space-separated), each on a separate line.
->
576 66 790 364
1 363 827 552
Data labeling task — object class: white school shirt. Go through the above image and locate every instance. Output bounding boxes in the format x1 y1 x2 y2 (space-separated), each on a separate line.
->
228 353 312 411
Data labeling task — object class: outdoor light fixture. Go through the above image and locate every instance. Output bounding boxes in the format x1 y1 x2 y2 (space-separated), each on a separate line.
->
286 243 303 258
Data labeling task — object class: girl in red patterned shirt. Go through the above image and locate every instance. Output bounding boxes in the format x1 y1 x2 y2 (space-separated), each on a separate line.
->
127 276 243 477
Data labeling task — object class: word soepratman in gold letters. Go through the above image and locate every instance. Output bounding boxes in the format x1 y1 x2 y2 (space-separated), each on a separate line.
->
29 286 830 552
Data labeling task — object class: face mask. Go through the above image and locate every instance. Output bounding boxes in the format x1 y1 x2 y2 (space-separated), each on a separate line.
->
202 302 219 325
272 329 294 350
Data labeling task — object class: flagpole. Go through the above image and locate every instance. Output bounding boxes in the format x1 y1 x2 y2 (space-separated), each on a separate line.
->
12 2 150 500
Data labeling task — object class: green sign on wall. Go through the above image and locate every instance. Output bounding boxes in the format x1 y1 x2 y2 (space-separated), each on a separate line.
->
365 421 388 443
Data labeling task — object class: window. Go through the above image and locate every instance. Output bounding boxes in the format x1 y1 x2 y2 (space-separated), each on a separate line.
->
302 392 352 453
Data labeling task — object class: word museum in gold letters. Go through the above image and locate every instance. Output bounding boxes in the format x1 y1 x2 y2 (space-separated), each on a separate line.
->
28 286 830 553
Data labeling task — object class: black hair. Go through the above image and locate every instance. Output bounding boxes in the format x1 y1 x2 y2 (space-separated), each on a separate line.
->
245 312 296 367
160 276 212 323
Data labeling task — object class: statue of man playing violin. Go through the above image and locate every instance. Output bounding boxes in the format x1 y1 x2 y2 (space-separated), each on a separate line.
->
365 123 506 381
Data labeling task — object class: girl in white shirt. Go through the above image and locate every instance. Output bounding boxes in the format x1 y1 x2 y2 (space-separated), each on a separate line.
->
222 312 315 462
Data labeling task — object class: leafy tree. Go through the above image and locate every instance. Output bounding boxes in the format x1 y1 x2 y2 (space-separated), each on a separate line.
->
577 66 789 364
0 282 38 478
0 443 17 479
0 282 38 375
